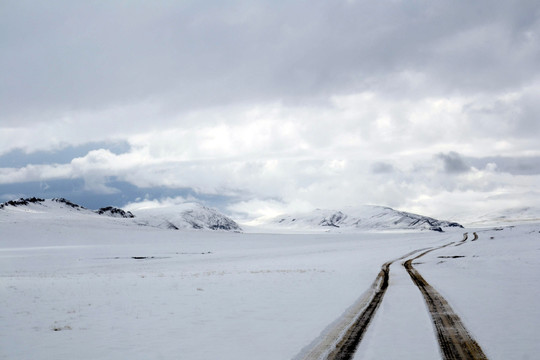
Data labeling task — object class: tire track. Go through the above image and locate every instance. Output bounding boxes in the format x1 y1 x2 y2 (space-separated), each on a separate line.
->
294 249 427 360
295 233 487 360
453 232 468 247
403 239 488 360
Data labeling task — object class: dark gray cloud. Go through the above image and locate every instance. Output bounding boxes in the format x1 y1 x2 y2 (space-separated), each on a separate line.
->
1 0 539 123
437 152 471 174
371 162 395 174
468 155 540 175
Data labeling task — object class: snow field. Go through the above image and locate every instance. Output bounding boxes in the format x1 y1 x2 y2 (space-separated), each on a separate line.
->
1 219 448 360
2 215 539 359
416 225 540 360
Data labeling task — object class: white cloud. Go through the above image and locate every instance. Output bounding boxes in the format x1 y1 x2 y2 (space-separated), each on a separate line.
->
123 196 192 211
0 164 72 184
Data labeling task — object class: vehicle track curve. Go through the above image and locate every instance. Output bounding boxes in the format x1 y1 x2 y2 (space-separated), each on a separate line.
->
403 240 488 359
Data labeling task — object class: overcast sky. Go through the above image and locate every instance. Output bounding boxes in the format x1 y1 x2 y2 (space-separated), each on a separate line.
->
1 0 539 222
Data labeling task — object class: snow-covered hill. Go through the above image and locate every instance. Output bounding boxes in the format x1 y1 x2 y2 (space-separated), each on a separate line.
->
0 198 241 232
266 205 463 232
132 203 241 231
0 197 101 217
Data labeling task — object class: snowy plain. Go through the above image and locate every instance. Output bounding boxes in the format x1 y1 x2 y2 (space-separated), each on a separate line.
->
1 205 539 359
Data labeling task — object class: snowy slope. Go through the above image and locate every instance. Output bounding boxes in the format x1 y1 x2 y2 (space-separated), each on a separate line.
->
463 206 540 226
0 198 241 232
0 197 105 219
267 205 463 232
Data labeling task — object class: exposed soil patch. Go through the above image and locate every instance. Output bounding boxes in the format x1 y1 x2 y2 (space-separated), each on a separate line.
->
51 325 72 331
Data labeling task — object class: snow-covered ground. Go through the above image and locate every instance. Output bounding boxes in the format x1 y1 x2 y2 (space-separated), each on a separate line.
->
410 225 540 359
1 208 539 359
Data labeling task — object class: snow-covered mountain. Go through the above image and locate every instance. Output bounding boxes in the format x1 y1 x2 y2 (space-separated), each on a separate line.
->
267 205 463 232
132 203 241 231
0 198 241 232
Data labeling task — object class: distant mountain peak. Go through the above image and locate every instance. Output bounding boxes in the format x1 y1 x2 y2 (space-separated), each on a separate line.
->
133 202 241 232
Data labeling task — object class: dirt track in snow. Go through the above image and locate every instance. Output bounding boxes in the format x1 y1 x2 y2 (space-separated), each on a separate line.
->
323 260 391 360
294 249 427 360
404 237 488 360
296 232 488 360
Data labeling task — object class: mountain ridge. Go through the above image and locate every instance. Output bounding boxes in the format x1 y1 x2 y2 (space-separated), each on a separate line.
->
0 197 240 232
268 205 463 232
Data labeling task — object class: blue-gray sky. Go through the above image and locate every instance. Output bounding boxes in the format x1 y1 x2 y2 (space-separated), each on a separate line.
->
1 0 539 221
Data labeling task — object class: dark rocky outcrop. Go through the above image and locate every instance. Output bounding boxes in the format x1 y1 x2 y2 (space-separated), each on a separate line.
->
319 211 347 228
0 197 45 209
96 206 135 218
52 198 84 209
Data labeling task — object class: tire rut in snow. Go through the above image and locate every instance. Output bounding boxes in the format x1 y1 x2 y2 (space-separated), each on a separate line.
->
294 249 427 360
323 262 390 360
453 232 468 247
404 241 488 360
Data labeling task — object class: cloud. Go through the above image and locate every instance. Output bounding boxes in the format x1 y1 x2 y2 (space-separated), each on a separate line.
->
0 90 538 216
371 162 395 174
123 196 192 211
437 152 471 174
1 140 538 221
468 155 540 175
1 1 540 220
2 1 539 124
0 141 130 166
0 163 72 184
